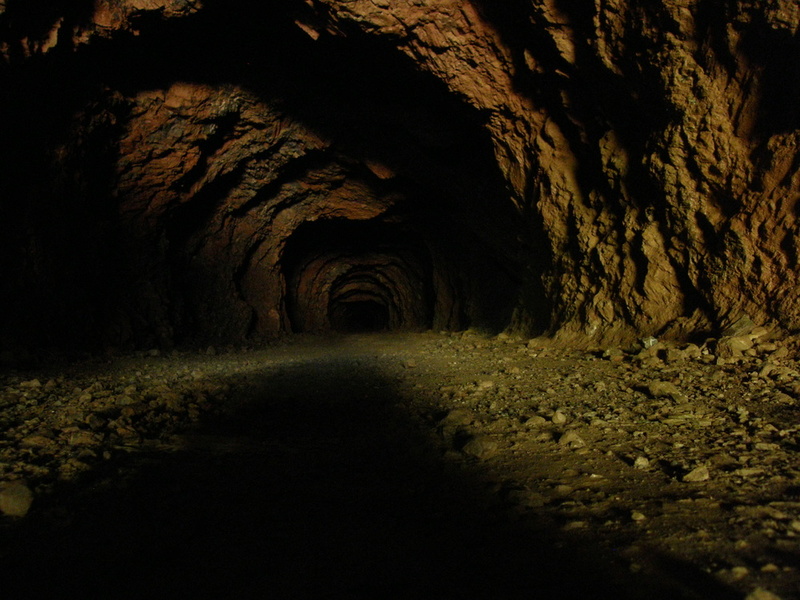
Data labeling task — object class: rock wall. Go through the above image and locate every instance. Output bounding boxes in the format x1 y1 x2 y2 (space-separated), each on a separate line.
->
0 0 798 349
298 0 800 343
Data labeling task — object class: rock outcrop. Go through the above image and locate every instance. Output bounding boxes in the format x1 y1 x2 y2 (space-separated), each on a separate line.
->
0 0 798 348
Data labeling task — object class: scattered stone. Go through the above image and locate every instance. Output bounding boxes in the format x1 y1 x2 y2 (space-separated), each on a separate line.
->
745 588 783 600
731 566 750 580
717 336 754 358
66 430 102 446
558 430 586 449
735 467 766 477
20 435 53 448
641 336 658 349
683 466 710 482
646 380 684 400
554 484 574 497
0 481 33 517
710 453 739 470
0 332 798 593
461 435 499 460
664 347 687 363
523 415 548 428
754 442 780 452
771 346 789 359
602 348 625 362
682 344 702 360
439 408 475 427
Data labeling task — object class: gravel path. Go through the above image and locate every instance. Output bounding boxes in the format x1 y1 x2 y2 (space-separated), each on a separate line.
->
1 332 799 599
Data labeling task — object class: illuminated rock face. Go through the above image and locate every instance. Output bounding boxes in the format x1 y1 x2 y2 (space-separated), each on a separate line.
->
0 1 798 348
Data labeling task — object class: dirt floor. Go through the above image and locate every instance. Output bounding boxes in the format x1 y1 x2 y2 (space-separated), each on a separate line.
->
1 331 799 599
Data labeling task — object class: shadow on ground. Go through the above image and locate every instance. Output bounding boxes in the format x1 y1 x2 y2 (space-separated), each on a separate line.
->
1 349 738 599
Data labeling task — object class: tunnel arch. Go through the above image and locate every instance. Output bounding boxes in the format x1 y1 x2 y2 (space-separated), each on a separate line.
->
282 218 437 333
0 0 534 348
329 299 390 333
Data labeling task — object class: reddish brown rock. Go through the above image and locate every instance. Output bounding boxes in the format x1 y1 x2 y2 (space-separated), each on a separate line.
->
1 1 799 348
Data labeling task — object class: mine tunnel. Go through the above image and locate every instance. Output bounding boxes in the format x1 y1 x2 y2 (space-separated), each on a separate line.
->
3 2 800 598
282 219 436 333
0 1 528 351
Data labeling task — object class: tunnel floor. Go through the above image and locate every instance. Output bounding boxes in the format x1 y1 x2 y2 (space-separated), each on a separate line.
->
0 333 799 599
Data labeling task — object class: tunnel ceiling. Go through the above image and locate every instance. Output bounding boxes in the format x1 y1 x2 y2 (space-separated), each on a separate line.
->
1 0 799 349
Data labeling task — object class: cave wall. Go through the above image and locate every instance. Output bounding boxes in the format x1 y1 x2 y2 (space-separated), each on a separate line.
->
297 0 800 343
0 0 798 349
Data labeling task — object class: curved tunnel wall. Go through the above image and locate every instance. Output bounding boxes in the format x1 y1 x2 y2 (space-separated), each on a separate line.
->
0 2 527 349
283 219 438 333
2 0 796 350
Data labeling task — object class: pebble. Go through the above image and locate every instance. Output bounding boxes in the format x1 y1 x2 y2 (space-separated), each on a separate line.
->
0 481 34 517
664 348 687 363
717 336 754 358
646 380 684 400
633 456 650 469
602 348 625 362
439 408 475 427
558 430 586 449
745 588 783 600
524 415 548 428
461 435 499 460
683 466 710 482
772 346 789 359
551 410 568 425
761 564 780 573
554 484 574 497
20 435 53 448
734 467 765 477
731 566 750 580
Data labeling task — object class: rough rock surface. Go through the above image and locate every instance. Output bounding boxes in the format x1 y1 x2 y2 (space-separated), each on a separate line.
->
0 1 799 347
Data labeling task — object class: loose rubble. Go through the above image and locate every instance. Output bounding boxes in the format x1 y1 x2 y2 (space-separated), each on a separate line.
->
1 328 799 598
0 355 229 506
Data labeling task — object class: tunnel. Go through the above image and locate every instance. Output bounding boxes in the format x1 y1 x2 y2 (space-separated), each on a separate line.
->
0 0 799 351
282 219 439 334
3 2 800 599
0 0 528 350
329 300 389 333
